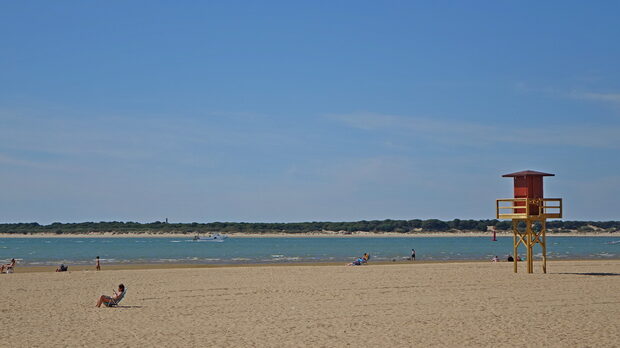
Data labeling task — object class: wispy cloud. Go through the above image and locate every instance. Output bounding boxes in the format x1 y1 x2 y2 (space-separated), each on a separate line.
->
0 153 52 169
327 112 495 136
570 91 620 104
0 108 294 170
327 112 620 149
515 82 620 106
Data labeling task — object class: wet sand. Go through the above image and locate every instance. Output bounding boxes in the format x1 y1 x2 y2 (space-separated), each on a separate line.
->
1 260 619 347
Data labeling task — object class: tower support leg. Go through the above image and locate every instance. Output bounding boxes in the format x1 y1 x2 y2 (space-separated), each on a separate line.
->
526 220 533 274
512 220 518 273
542 219 547 274
509 218 549 275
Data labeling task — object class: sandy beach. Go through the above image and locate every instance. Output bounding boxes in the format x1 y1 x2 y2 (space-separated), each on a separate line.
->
1 260 618 347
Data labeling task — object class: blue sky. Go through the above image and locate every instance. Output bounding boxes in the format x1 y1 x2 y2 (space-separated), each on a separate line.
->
1 1 619 223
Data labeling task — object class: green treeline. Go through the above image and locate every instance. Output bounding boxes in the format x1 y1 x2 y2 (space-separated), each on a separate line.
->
0 219 618 235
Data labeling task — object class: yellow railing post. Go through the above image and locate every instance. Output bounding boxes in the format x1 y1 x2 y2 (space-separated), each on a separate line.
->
496 200 499 219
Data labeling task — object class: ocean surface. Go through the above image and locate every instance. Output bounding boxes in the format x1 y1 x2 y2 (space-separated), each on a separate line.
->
0 236 618 266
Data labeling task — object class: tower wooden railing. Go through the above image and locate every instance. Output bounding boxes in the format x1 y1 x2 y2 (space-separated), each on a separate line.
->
496 198 562 219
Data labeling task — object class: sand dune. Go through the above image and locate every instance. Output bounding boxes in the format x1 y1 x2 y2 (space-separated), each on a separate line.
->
1 260 619 347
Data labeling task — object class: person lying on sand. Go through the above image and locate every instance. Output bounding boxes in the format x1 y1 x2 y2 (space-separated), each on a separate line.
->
347 257 365 266
96 284 125 307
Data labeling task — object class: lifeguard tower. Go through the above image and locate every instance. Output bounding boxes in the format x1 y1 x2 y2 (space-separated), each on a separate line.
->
496 170 562 273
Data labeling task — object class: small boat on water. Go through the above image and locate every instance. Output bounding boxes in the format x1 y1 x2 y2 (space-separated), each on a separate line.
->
193 233 228 242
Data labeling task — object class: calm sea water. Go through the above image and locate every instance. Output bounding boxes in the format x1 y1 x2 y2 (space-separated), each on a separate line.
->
0 236 618 266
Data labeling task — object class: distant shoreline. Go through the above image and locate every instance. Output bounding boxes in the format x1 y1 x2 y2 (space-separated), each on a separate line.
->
0 231 617 238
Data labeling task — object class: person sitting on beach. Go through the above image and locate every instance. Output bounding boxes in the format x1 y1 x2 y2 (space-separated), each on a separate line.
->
362 253 370 263
507 255 514 262
491 255 499 262
516 255 522 261
1 258 16 273
96 284 125 307
347 257 364 266
56 264 68 272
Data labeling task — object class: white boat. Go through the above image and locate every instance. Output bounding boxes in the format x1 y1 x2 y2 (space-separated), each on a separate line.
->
193 233 228 242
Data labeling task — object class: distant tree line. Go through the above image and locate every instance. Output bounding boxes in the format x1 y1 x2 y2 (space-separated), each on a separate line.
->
0 219 618 235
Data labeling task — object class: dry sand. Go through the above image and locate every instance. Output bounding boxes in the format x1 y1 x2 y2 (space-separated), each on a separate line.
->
1 260 619 347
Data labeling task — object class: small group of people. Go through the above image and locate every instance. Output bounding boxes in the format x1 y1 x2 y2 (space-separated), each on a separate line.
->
0 258 16 273
492 254 522 262
1 256 100 273
55 256 101 273
347 253 370 266
2 254 125 308
347 248 417 265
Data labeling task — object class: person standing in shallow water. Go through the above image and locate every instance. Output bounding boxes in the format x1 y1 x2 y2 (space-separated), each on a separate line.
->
96 256 101 271
411 249 416 261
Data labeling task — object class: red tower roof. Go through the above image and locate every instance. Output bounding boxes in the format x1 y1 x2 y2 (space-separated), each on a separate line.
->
502 170 555 177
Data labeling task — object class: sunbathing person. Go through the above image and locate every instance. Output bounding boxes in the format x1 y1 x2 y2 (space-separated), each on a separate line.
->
1 258 16 273
96 284 125 307
362 253 370 263
346 257 364 266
